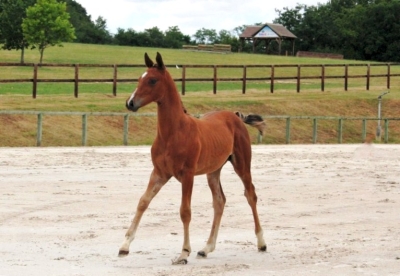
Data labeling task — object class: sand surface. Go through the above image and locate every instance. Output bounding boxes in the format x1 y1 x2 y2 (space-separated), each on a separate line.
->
1 144 400 275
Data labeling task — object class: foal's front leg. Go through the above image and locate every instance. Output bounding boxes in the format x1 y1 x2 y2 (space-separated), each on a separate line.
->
172 174 194 265
118 170 170 257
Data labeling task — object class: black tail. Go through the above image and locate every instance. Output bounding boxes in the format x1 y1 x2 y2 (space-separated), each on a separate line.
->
235 112 266 136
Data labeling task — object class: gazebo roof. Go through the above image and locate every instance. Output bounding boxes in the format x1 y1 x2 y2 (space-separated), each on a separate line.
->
240 23 297 39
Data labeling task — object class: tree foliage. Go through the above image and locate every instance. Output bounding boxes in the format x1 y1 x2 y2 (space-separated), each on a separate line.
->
22 0 76 64
90 16 113 44
193 28 218 44
114 26 190 49
0 0 36 63
165 26 191 48
2 0 399 62
63 0 110 44
217 30 240 51
274 0 400 61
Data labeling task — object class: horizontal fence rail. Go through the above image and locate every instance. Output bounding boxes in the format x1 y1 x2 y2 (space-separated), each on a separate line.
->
0 62 399 98
1 110 399 146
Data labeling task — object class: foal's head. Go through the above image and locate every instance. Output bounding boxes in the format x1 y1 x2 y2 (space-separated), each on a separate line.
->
126 52 170 112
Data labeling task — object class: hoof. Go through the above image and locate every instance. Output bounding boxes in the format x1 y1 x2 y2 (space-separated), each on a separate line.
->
258 245 267 252
197 251 207 258
118 250 129 257
172 258 188 265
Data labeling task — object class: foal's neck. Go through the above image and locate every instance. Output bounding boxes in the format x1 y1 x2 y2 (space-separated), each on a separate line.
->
156 82 187 139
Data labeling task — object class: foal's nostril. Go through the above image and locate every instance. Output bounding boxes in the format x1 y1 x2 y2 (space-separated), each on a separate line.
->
126 99 138 111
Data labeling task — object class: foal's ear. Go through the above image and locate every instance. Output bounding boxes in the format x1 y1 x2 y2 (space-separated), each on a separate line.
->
155 52 165 69
144 53 154 68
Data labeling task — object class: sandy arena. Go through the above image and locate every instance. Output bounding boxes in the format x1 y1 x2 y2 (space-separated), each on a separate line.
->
0 144 399 275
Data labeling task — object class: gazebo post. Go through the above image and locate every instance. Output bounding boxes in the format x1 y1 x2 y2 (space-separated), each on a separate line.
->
278 38 282 55
292 39 295 56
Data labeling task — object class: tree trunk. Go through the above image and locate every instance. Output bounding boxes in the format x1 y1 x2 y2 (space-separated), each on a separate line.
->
20 47 25 64
39 48 44 65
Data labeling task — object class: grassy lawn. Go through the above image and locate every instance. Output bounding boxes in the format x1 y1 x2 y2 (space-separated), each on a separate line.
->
1 43 399 146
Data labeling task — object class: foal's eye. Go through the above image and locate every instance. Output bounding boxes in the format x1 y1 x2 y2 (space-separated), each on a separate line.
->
149 78 157 85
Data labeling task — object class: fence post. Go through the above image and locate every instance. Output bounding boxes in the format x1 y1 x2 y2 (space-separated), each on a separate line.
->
270 65 274 93
297 65 301 92
384 119 389 143
82 114 87 146
312 118 318 144
113 64 117 96
74 64 79 98
362 119 367 142
338 118 343 144
366 64 370 90
286 117 291 144
36 113 43 146
33 64 38 98
344 64 348 91
242 65 247 94
123 114 129 146
213 65 217 94
387 63 390 89
182 65 186 95
257 133 262 144
321 65 325 92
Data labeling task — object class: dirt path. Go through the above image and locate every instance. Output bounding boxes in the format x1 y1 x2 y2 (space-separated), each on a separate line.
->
1 145 399 275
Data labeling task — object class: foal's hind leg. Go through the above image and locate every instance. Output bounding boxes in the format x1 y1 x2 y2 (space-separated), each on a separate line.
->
231 152 267 252
197 168 226 258
118 170 170 257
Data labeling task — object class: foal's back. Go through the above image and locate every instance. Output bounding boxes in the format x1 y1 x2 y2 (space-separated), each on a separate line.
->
198 110 251 143
188 111 252 174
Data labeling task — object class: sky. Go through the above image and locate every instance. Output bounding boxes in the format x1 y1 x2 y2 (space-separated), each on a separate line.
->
76 0 330 36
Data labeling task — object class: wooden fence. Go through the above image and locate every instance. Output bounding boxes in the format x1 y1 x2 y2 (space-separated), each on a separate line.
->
296 51 344 59
183 44 232 52
0 62 399 98
1 110 398 146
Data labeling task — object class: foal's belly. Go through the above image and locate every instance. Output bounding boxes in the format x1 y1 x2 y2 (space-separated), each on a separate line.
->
194 146 232 175
151 142 231 178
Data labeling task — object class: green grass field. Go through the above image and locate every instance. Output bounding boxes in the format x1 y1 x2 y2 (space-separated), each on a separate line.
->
1 43 399 146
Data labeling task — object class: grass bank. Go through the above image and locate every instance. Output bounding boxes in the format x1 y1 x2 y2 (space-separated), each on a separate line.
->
0 43 399 146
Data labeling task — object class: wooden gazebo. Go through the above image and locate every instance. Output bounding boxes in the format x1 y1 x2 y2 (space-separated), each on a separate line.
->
239 23 297 55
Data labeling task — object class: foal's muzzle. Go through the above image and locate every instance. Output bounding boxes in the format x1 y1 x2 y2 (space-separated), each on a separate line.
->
126 99 140 112
126 90 140 112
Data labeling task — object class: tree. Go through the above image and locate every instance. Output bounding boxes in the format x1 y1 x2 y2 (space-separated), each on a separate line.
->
274 5 309 52
216 29 239 51
0 0 36 63
193 28 218 44
274 0 400 61
22 0 76 64
275 3 348 54
164 26 190 48
274 5 304 33
114 26 190 48
144 27 165 47
114 28 141 46
63 0 96 43
338 0 400 61
0 4 2 43
64 0 112 45
89 16 112 44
